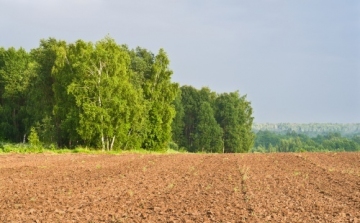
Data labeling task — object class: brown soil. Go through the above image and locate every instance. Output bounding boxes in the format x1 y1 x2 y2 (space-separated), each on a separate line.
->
0 152 359 222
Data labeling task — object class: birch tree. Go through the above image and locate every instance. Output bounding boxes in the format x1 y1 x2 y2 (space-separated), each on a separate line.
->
142 49 179 151
68 37 144 150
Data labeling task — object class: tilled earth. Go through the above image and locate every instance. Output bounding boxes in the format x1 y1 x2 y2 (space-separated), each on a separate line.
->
0 152 359 222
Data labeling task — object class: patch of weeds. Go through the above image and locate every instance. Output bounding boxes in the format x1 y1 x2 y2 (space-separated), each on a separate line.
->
128 190 134 197
244 194 251 204
0 143 189 155
239 165 250 201
108 219 124 223
341 169 356 176
73 147 92 153
293 171 301 176
303 173 309 180
96 164 102 169
239 166 250 181
242 184 248 193
167 183 175 189
166 148 186 154
2 143 44 154
14 204 22 209
148 160 155 165
234 186 239 193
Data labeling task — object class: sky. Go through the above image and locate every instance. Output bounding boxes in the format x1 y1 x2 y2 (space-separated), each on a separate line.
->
1 0 359 123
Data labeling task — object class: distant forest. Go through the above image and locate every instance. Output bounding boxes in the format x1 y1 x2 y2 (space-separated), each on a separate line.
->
253 123 360 137
252 123 360 152
0 37 254 152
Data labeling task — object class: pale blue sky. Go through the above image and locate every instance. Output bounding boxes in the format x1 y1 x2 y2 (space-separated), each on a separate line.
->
1 0 359 123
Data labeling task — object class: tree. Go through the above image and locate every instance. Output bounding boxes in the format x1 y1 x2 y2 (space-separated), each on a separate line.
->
0 37 259 153
28 38 66 145
28 127 41 147
67 37 145 151
173 86 254 153
171 89 185 146
178 85 201 151
215 91 254 153
0 47 34 142
141 49 179 151
193 102 223 153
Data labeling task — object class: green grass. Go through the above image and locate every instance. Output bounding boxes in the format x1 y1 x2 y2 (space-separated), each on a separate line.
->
0 143 44 154
0 143 188 155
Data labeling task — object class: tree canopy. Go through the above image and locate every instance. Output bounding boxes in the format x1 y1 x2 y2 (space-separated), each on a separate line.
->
0 37 255 153
252 130 360 153
172 86 254 153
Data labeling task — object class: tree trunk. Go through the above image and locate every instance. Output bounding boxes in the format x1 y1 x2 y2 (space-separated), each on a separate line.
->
110 136 115 151
101 134 105 151
124 129 132 150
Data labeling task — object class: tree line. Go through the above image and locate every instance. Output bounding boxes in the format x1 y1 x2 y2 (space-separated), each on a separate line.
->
253 123 360 137
0 37 254 152
252 131 360 153
171 86 254 153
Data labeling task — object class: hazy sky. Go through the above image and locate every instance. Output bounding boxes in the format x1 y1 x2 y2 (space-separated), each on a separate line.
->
1 0 359 123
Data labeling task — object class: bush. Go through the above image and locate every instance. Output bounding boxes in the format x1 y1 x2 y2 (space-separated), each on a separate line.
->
28 127 41 147
168 141 179 151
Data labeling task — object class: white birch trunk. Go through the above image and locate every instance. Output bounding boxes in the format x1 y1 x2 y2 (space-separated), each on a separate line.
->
110 136 116 151
101 134 105 151
106 138 110 151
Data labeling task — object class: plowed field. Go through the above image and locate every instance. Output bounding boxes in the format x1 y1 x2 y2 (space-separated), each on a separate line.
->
0 153 359 222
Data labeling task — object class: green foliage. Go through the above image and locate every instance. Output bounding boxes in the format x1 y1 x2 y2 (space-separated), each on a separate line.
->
0 47 34 142
174 86 254 153
1 143 43 153
28 38 66 146
141 49 179 151
215 92 254 153
252 130 360 153
0 36 255 153
193 102 223 153
178 85 202 151
171 90 185 146
28 127 41 147
253 123 360 137
168 141 179 151
66 37 145 151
